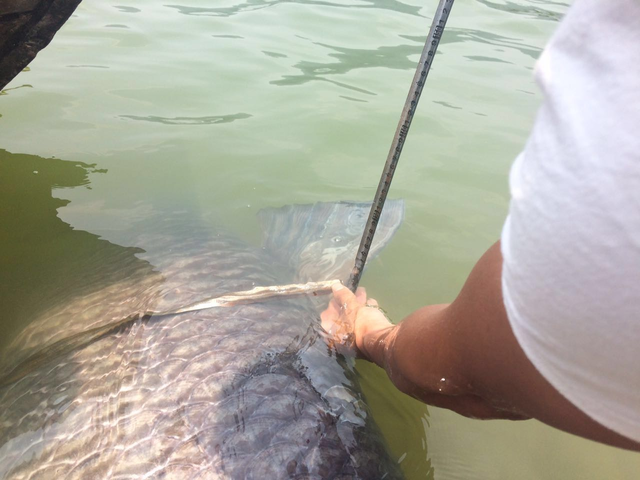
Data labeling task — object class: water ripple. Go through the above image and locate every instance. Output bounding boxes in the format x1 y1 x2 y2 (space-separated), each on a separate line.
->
464 55 512 64
263 50 287 59
475 0 567 21
276 27 542 94
114 5 141 13
212 34 244 39
271 42 422 88
66 65 110 69
433 100 462 110
403 27 543 60
165 0 421 18
119 113 252 125
339 95 367 103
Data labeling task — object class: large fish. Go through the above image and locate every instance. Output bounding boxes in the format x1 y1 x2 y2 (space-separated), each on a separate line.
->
0 201 404 479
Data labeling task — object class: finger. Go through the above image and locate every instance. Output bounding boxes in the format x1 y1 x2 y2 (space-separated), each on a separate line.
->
321 301 338 320
355 287 367 305
327 297 341 314
365 298 379 308
331 282 356 306
320 309 335 331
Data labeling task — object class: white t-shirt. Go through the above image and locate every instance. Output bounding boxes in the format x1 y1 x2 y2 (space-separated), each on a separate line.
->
501 0 640 442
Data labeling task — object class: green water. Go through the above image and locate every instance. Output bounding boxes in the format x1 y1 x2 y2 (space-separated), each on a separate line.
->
1 0 638 478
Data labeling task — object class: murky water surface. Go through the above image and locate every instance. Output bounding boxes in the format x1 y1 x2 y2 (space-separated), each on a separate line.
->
1 0 639 478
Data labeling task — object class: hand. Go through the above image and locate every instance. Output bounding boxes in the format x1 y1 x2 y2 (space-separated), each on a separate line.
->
321 284 529 420
320 283 394 359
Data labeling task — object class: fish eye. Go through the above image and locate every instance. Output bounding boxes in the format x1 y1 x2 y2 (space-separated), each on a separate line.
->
332 236 342 243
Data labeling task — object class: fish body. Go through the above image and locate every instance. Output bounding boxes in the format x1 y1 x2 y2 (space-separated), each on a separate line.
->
0 201 404 479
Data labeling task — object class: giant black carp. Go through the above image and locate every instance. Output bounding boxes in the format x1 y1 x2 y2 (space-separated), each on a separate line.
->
0 201 404 479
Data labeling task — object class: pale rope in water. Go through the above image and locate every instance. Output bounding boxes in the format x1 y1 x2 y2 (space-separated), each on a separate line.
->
0 279 341 387
165 279 341 314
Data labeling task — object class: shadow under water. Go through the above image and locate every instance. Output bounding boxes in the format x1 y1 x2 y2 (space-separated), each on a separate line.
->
0 149 159 368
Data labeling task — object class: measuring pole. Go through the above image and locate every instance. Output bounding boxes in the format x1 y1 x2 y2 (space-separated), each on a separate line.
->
346 0 455 292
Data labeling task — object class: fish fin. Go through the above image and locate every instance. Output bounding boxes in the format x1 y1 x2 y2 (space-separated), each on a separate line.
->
257 200 404 283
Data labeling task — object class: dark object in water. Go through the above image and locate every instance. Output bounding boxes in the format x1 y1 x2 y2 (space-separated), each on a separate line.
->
0 0 82 90
0 201 405 479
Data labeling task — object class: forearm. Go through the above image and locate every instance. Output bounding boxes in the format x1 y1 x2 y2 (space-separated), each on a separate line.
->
361 242 640 450
361 244 508 411
362 298 520 419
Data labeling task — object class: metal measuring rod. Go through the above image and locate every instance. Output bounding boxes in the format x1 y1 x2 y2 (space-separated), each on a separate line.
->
346 0 456 292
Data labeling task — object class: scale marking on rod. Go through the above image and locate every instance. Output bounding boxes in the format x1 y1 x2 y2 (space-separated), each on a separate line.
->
346 0 455 292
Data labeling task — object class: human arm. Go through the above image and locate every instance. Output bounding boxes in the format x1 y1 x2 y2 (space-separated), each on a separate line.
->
322 241 640 451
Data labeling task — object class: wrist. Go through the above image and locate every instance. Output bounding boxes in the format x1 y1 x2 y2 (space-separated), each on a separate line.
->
360 324 397 368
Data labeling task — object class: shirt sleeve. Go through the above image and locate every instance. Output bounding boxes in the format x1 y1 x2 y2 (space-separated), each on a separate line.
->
500 0 640 443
